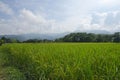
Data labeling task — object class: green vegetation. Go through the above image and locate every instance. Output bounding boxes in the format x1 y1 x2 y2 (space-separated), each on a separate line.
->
0 32 120 44
55 32 120 42
0 43 120 80
0 37 19 46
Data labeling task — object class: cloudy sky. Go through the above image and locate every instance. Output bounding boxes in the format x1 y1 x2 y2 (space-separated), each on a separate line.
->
0 0 120 35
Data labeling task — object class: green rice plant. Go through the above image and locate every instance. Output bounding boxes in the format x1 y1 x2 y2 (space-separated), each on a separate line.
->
0 43 120 80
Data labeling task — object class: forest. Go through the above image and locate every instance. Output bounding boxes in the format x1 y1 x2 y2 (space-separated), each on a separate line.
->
0 32 120 45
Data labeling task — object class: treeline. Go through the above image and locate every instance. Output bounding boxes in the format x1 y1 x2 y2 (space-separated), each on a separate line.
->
0 37 53 45
0 37 20 45
55 32 120 42
23 39 53 43
0 32 120 45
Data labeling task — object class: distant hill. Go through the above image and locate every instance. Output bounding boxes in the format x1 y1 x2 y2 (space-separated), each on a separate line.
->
0 33 69 41
75 30 111 34
0 30 113 42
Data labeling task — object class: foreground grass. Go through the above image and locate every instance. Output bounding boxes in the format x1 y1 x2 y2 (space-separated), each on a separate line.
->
0 45 26 80
0 43 120 80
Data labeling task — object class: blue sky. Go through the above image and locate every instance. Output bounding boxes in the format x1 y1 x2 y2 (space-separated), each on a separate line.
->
0 0 120 35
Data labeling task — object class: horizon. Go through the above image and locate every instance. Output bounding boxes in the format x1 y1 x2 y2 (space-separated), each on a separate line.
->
0 31 118 36
0 0 120 35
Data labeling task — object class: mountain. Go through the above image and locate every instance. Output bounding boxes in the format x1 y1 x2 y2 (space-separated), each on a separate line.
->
75 30 111 34
0 32 69 41
0 30 112 42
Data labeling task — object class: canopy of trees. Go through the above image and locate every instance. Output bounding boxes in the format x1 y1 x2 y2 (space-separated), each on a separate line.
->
0 37 20 46
0 32 120 45
55 32 120 43
23 39 53 43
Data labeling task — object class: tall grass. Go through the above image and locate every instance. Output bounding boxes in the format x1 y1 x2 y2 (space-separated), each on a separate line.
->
0 43 120 80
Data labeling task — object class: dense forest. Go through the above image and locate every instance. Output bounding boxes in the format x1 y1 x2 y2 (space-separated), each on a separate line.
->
0 32 120 45
55 32 120 42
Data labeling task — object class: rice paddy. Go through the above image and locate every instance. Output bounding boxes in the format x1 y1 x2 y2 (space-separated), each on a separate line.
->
0 43 120 80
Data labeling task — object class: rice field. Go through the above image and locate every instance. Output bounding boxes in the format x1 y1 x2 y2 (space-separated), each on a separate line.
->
0 43 120 80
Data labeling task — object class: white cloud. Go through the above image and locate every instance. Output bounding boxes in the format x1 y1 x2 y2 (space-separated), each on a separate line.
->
100 0 120 6
0 1 14 15
91 12 107 25
19 8 47 24
74 11 120 33
17 9 57 34
0 8 57 35
0 8 120 35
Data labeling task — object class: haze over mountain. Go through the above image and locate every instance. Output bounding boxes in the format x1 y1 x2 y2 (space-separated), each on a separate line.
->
0 30 112 41
0 33 69 41
0 0 120 35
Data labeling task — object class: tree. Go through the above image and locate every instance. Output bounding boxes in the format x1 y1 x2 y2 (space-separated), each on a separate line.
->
55 32 117 42
85 33 96 42
0 39 4 46
113 32 120 42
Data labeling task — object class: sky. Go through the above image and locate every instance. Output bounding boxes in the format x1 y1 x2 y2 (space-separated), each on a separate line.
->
0 0 120 35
